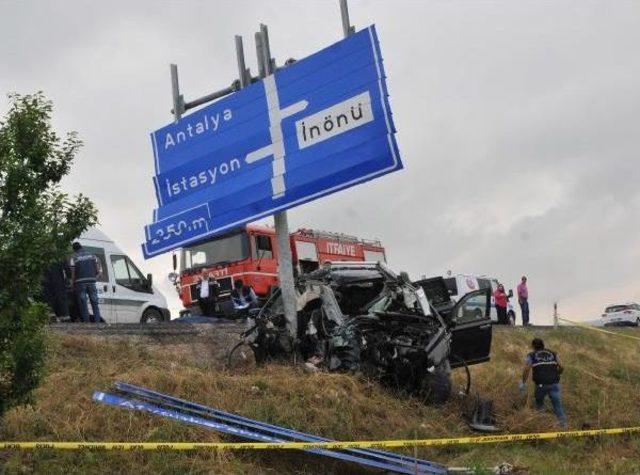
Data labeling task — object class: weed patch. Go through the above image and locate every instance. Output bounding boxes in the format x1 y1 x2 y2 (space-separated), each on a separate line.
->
1 327 639 474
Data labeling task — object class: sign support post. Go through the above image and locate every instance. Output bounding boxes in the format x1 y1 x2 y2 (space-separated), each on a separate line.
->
235 35 251 88
170 64 184 121
256 24 298 341
340 0 355 38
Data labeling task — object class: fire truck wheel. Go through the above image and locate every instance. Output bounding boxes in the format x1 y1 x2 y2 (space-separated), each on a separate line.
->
141 308 162 324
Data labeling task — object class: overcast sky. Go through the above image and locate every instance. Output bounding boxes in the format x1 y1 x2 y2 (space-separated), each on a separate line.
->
2 0 639 323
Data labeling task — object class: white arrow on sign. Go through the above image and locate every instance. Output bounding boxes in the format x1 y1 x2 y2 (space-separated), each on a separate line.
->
244 75 308 199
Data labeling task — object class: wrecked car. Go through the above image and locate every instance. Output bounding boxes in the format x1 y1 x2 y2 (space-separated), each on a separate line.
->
229 262 492 403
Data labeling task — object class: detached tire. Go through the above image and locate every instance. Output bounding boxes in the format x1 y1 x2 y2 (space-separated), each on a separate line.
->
422 360 452 404
227 341 257 372
141 308 162 324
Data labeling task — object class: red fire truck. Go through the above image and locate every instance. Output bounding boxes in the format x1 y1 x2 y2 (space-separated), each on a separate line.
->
169 224 386 316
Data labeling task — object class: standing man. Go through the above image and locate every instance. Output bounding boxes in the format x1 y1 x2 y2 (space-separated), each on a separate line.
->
517 276 530 326
519 338 567 428
70 242 102 323
197 274 220 317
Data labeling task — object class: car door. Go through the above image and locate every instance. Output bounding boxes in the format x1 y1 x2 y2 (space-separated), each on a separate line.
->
82 245 115 323
449 288 492 368
110 254 151 323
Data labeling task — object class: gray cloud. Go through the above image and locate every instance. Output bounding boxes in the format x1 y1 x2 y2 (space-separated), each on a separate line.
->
2 0 639 322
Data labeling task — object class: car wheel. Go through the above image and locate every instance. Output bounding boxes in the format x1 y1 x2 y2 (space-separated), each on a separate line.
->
421 360 452 404
141 308 163 324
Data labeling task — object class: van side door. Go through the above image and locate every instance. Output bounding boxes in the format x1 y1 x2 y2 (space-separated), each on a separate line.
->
449 289 492 367
110 254 152 323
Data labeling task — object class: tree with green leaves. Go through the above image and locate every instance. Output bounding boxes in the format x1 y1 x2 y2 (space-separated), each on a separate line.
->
0 92 97 416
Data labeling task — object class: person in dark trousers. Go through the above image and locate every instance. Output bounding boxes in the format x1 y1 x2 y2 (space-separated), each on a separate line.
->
231 278 258 318
196 274 220 317
493 283 509 324
517 275 530 326
70 242 103 323
520 338 567 428
42 261 70 321
66 265 80 322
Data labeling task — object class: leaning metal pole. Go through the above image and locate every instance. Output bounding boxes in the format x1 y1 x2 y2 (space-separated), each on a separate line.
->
257 24 298 341
235 35 251 88
340 0 355 37
170 64 184 121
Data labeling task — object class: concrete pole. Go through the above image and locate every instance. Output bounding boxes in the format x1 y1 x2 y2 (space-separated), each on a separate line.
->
257 24 298 340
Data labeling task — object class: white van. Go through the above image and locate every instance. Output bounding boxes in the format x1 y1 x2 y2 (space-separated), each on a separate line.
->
442 274 516 324
76 228 170 323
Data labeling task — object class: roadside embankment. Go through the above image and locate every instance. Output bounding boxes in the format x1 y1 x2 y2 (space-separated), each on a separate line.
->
1 326 639 474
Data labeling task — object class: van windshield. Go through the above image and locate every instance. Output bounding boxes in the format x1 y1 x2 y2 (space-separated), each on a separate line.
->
182 232 249 270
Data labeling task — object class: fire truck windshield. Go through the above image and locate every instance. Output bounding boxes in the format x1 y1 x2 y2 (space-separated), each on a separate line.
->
181 231 249 270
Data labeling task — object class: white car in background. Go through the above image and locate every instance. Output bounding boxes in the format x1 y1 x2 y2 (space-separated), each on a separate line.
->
601 303 640 327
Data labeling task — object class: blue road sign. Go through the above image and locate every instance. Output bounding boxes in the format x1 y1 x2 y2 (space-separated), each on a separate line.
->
142 25 402 258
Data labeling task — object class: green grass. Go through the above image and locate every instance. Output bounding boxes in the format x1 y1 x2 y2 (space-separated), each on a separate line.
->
1 327 640 474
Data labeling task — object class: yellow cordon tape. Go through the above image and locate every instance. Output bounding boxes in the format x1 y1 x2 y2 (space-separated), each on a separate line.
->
558 317 640 342
2 426 640 451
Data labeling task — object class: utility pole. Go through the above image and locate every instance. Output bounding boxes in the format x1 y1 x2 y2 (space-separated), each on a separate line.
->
256 24 298 341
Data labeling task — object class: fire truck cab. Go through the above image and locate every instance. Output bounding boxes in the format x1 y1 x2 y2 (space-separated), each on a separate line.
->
170 224 386 316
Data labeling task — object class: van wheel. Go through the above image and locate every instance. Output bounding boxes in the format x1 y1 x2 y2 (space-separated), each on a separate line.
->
141 308 162 324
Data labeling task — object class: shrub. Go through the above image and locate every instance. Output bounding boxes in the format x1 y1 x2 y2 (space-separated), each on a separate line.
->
0 92 97 416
